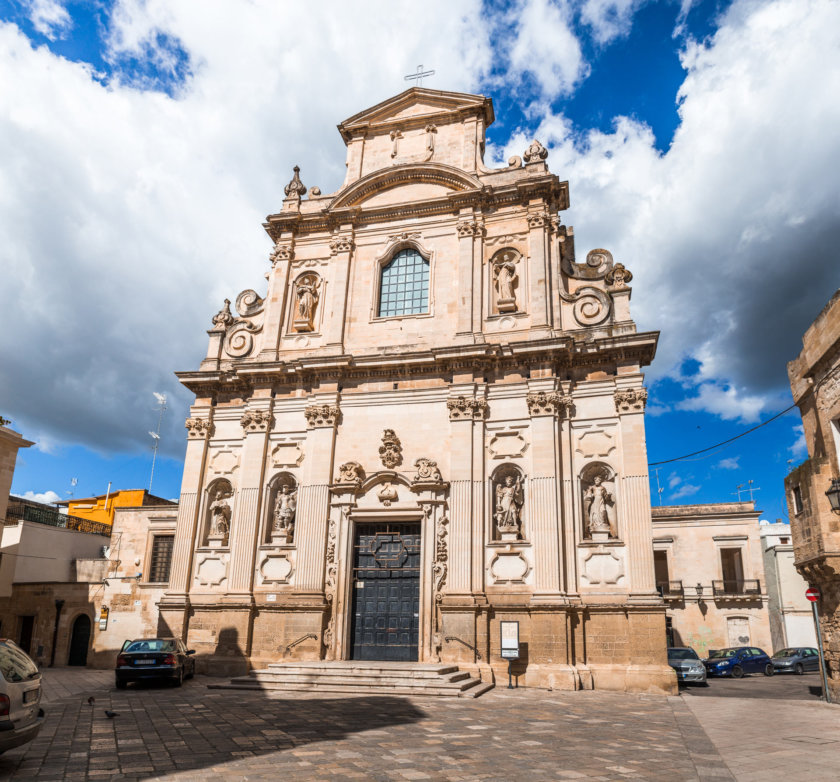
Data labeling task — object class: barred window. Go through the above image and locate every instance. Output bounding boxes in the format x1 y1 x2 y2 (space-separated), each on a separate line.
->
378 248 429 317
148 535 174 583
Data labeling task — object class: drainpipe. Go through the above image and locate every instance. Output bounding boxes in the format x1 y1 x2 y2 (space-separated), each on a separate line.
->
50 599 64 667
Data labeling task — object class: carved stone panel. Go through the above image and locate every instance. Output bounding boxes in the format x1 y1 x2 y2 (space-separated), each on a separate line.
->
195 555 227 587
575 427 616 459
487 430 528 459
489 550 530 584
271 441 304 467
259 554 294 585
581 549 625 586
208 449 240 477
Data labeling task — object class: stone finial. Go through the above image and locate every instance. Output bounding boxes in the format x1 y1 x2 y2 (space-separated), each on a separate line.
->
614 388 648 413
605 263 633 289
526 391 573 418
446 396 488 421
284 165 306 198
413 457 443 483
211 299 233 331
185 417 214 439
304 403 340 428
0 416 11 427
379 429 403 468
240 409 274 432
523 139 548 163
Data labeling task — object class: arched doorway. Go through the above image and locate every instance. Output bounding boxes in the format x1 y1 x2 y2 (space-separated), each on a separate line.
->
67 614 91 666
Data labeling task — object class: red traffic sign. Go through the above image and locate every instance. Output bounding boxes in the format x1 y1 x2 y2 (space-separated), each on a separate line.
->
806 587 821 602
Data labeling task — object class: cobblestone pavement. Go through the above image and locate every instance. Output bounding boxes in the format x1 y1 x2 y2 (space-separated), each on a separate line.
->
1 668 836 781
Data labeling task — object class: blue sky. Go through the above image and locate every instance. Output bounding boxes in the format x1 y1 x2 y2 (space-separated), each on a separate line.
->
3 0 838 525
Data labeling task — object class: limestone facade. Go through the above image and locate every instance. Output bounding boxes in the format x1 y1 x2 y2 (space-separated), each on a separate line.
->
786 288 840 698
160 88 674 694
652 503 772 657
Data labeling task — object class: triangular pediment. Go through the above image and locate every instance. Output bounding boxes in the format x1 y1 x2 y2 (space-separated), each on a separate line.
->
338 88 494 141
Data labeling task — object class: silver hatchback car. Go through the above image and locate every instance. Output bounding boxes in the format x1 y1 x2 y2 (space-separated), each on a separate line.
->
0 639 44 754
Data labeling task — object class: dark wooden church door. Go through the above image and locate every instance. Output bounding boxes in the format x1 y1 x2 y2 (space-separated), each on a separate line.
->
350 523 421 661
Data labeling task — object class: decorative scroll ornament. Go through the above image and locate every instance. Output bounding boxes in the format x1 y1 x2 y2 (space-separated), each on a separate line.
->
605 263 633 289
308 186 321 196
323 514 339 659
446 396 489 421
413 457 443 483
614 388 648 413
389 128 403 157
329 235 354 255
377 482 398 506
526 391 573 417
304 404 339 428
293 273 321 332
240 409 274 432
222 290 266 359
523 139 548 163
211 299 234 330
387 231 421 247
507 155 523 168
425 123 437 153
336 461 364 486
379 429 403 468
433 514 449 594
185 417 214 439
559 285 611 326
284 165 306 198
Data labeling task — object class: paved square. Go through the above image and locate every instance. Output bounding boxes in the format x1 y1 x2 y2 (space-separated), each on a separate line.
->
2 670 840 781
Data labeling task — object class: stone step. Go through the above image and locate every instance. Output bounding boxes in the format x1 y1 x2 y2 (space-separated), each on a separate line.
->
209 661 493 698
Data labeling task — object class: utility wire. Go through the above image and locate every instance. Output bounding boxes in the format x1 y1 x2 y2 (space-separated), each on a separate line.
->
649 403 797 466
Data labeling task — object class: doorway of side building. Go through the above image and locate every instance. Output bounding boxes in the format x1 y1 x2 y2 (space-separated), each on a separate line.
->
68 614 91 666
727 616 750 647
349 522 421 662
18 615 34 655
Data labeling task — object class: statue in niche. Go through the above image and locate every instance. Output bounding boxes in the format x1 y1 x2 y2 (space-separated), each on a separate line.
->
272 484 297 538
584 475 615 537
493 251 518 313
494 473 523 536
209 487 232 539
293 274 320 332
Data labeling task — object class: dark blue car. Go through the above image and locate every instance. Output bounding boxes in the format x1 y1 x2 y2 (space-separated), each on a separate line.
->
704 646 774 678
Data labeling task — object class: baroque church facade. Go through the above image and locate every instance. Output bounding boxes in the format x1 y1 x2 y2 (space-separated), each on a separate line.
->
159 88 675 694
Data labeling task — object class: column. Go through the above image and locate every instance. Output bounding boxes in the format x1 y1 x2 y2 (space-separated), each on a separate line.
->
526 207 551 333
258 237 293 360
614 386 657 597
324 230 354 349
226 397 273 595
294 397 340 592
455 214 479 339
165 411 214 599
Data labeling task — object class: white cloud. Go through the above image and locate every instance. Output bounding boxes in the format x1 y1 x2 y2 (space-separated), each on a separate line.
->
580 0 646 44
506 0 588 99
671 482 700 499
25 0 72 40
716 457 740 470
19 490 62 505
512 0 840 419
790 423 808 459
667 472 682 489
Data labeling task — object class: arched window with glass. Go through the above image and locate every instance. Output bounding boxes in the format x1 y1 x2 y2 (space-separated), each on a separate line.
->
378 248 430 318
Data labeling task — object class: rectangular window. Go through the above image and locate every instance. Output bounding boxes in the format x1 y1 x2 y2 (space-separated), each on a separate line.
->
653 550 670 592
720 547 744 591
792 485 803 514
148 535 175 583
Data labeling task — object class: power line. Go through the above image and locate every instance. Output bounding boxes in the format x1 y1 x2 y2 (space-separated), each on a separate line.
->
649 403 797 467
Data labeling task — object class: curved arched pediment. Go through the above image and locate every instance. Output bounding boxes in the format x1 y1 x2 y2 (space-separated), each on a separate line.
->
329 163 481 210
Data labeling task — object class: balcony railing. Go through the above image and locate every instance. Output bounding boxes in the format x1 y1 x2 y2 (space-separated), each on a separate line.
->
656 580 684 599
712 579 761 598
5 498 111 538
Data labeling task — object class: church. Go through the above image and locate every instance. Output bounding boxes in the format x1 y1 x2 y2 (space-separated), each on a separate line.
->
159 88 675 694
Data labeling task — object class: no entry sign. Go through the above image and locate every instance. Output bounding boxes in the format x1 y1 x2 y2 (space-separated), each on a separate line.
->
806 587 821 602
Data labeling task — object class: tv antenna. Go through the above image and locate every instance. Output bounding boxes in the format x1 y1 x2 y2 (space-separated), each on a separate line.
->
148 392 167 493
653 467 663 506
66 477 77 499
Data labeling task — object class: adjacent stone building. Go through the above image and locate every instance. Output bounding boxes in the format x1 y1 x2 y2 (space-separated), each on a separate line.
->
652 502 772 656
786 288 840 698
158 87 674 693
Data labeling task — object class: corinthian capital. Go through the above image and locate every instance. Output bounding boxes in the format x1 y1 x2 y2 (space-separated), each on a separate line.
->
526 391 573 418
185 417 214 439
447 396 488 421
614 388 648 413
240 409 274 432
304 403 340 428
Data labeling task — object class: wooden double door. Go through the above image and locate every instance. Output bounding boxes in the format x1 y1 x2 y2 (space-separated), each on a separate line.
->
349 522 421 662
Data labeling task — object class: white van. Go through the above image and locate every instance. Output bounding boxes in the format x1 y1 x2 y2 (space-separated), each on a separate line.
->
0 639 44 754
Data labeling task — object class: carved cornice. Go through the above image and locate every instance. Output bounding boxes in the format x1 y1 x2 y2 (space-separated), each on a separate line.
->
185 417 214 439
329 235 354 255
526 391 573 418
447 396 488 421
614 388 648 413
240 409 274 432
304 403 340 428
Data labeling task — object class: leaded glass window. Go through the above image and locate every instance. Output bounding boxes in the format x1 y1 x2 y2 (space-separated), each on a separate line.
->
378 248 429 317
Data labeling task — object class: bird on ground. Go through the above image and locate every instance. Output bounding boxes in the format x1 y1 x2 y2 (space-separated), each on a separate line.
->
87 696 95 706
104 710 119 719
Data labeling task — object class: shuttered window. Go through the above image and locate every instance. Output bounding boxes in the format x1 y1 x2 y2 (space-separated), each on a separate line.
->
149 535 174 583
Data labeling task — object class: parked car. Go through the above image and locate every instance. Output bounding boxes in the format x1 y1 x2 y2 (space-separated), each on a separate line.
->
115 638 196 689
771 647 821 674
0 639 45 754
667 647 707 684
704 646 773 678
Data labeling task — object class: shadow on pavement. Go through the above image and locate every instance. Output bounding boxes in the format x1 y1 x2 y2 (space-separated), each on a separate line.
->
682 672 824 700
0 682 429 779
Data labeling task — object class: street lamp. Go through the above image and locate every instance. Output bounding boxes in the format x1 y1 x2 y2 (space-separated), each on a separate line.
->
826 478 840 514
695 583 704 597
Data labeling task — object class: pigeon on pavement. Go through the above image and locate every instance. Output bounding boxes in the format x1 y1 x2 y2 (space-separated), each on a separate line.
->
104 710 120 719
